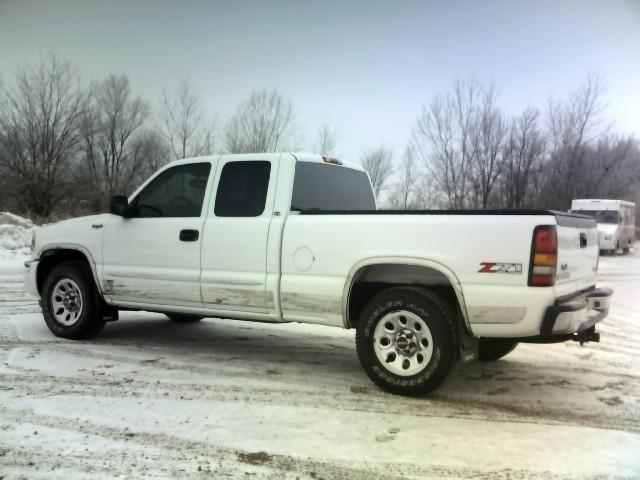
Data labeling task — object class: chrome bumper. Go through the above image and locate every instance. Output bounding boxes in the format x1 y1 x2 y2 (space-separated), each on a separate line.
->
541 287 613 335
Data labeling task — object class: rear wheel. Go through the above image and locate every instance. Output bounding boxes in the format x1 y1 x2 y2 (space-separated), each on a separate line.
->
478 338 518 361
41 262 105 339
166 313 204 323
355 287 456 396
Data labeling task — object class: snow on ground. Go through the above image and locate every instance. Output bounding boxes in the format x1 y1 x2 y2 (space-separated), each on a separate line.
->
0 213 33 275
0 212 35 316
0 216 638 478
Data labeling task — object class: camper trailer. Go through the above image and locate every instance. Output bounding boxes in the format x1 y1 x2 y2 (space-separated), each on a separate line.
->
571 199 636 254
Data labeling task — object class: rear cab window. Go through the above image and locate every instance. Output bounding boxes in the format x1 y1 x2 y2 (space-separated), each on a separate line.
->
291 161 376 211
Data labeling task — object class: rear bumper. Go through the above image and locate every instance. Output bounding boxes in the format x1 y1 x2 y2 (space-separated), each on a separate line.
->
540 287 612 335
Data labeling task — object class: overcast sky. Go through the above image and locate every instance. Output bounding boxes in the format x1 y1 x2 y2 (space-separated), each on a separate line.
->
1 0 639 163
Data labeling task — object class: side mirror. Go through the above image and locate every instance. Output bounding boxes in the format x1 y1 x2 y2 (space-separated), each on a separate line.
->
110 195 130 218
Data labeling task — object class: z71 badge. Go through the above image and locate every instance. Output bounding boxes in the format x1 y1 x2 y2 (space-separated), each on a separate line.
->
478 262 523 274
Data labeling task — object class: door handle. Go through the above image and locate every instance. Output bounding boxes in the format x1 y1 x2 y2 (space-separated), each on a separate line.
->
179 229 199 242
580 232 587 248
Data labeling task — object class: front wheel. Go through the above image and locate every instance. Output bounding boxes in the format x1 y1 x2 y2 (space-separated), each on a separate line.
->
478 338 518 361
41 262 105 339
355 287 456 396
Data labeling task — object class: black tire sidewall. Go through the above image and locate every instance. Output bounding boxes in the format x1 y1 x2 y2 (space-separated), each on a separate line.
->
42 262 102 339
356 288 455 396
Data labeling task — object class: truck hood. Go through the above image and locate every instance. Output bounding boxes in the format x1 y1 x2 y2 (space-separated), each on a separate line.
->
597 224 618 235
34 213 111 257
48 213 110 228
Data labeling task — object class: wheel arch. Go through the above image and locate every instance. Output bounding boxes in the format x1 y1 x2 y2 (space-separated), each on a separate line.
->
36 244 102 296
342 257 471 333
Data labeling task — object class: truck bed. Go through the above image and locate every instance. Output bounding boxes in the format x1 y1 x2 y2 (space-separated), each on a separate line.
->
281 209 599 336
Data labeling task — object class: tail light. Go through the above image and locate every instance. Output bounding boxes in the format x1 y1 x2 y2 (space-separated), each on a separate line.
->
528 225 557 287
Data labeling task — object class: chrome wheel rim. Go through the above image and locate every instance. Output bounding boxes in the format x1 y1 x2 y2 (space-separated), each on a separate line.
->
373 310 434 376
50 278 83 326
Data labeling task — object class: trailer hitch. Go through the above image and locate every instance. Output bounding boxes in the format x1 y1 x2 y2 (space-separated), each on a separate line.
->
572 327 600 345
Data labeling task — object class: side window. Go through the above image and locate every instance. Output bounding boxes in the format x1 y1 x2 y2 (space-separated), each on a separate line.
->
214 161 271 217
132 163 211 218
624 208 632 226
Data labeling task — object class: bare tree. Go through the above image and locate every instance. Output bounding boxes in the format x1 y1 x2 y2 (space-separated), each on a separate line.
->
0 56 86 218
413 174 443 209
579 135 640 200
500 108 545 209
541 74 610 208
361 146 393 200
388 147 419 209
547 74 609 155
224 88 299 153
314 122 338 155
470 84 507 208
81 75 150 208
411 77 484 209
160 79 214 160
128 129 171 189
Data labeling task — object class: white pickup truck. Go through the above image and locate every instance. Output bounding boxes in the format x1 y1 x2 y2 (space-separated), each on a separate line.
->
25 153 612 395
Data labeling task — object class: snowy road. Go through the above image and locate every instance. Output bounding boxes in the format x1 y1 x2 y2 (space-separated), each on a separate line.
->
1 248 639 479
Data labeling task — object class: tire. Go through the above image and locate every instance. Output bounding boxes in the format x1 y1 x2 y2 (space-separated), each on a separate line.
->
355 287 456 396
478 338 518 361
41 261 105 340
166 313 204 323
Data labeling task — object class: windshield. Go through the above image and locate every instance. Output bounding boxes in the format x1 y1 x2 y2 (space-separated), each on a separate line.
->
572 209 619 224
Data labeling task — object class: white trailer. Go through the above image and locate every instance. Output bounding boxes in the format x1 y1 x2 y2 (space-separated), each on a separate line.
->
571 199 636 254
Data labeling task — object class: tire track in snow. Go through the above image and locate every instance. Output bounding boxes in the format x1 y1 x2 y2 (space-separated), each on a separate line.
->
0 407 605 480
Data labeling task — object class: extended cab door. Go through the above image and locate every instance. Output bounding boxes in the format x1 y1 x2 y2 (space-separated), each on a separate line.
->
101 161 215 307
200 155 280 313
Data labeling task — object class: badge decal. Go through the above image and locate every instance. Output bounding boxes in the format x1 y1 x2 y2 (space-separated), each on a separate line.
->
479 262 523 274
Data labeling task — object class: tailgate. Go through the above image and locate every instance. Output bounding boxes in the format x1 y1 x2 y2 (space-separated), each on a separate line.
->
554 212 599 296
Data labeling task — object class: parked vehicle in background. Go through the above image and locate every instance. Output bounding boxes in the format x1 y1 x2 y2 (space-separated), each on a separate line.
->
571 199 636 254
25 154 612 396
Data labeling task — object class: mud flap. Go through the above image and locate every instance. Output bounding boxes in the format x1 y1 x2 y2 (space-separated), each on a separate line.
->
457 319 478 362
99 301 119 322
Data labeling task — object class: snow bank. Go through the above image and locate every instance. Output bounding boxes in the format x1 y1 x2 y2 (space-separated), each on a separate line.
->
0 212 34 276
0 212 34 251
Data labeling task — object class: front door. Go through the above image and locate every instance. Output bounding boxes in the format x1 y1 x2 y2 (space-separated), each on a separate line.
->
101 161 214 307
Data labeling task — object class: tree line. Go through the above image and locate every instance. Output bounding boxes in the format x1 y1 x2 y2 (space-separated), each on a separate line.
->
0 56 638 221
385 75 640 213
